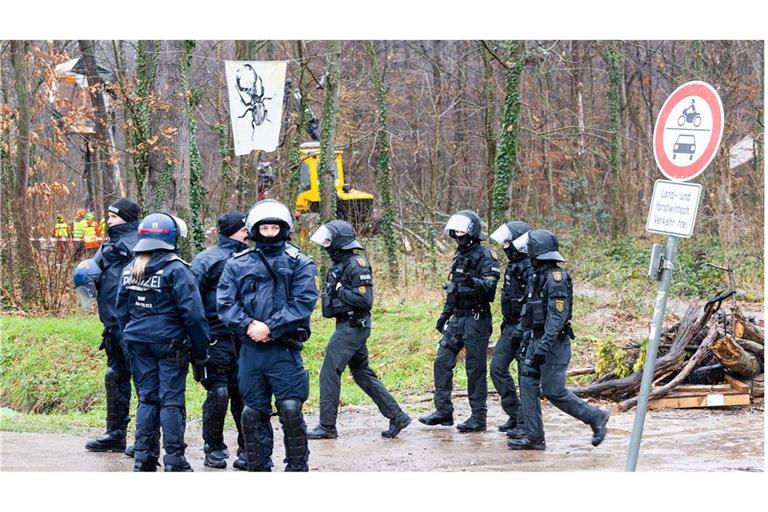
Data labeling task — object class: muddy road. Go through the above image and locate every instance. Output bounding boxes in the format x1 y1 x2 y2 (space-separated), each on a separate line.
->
2 397 763 472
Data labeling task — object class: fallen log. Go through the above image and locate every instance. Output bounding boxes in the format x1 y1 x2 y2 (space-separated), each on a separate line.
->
619 326 719 411
711 334 762 377
733 306 764 345
735 338 764 360
750 373 764 398
572 301 714 400
566 367 595 377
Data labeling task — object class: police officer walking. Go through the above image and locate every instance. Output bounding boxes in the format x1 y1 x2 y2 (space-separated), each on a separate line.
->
419 210 500 432
78 198 140 455
488 221 531 434
307 220 411 440
217 200 318 472
508 229 610 450
116 213 209 471
190 212 249 469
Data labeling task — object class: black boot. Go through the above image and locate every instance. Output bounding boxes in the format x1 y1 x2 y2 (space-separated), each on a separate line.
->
507 436 546 450
124 444 135 458
85 430 126 452
232 449 248 471
591 409 610 447
204 443 229 469
163 452 193 472
381 414 411 438
418 410 453 426
307 424 338 440
497 417 517 432
506 425 528 439
457 416 486 433
133 454 158 472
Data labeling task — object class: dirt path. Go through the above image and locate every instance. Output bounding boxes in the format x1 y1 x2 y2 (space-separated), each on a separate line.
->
2 398 762 472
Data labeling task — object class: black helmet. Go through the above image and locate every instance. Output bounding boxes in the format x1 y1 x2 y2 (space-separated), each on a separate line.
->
309 219 363 251
527 229 565 262
444 210 485 240
490 220 530 245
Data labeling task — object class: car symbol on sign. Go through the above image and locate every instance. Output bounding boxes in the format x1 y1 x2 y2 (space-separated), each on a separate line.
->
673 134 696 160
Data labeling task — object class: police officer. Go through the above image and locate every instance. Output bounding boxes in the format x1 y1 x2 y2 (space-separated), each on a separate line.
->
116 213 209 471
190 211 249 469
508 229 610 450
419 210 500 432
217 199 318 472
80 198 140 455
307 220 411 440
488 221 531 433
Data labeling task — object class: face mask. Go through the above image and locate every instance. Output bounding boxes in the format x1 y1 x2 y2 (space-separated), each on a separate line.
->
504 244 524 261
455 234 473 249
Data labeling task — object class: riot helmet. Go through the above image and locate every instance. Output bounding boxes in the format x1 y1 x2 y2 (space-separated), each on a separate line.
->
490 220 530 260
526 229 565 262
444 210 484 248
245 199 293 243
310 219 363 260
133 212 188 253
73 258 101 309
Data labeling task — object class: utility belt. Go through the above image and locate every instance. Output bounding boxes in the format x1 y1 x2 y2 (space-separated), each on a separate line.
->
272 328 309 351
452 306 490 319
335 311 370 329
169 338 190 368
530 322 575 339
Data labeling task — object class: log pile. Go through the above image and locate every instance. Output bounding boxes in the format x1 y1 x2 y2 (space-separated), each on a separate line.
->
571 294 764 411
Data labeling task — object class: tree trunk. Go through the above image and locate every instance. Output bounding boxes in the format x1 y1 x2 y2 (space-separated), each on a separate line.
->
480 42 496 228
710 334 762 377
318 40 341 223
145 40 191 220
733 306 764 344
367 41 399 281
490 41 524 229
607 41 624 238
11 40 35 302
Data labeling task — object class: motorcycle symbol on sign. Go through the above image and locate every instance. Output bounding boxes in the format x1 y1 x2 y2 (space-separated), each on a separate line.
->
677 99 702 127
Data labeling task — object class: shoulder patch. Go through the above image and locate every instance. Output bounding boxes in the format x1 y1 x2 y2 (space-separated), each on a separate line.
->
552 270 562 282
285 242 301 259
355 255 368 268
233 247 254 258
555 299 565 312
358 286 367 294
490 249 498 260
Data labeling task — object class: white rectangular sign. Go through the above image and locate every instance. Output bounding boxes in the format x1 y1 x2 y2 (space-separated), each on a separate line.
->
646 180 702 238
225 60 287 155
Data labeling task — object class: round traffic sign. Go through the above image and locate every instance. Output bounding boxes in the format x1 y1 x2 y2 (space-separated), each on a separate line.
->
653 81 724 182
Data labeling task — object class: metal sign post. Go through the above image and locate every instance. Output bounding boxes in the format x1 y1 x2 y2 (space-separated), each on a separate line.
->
626 235 678 471
627 80 722 472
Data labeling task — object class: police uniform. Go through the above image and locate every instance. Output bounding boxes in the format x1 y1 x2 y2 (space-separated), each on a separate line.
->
190 231 248 468
116 214 209 471
489 243 531 431
83 219 139 452
216 200 318 472
420 211 500 432
511 229 609 450
308 220 410 439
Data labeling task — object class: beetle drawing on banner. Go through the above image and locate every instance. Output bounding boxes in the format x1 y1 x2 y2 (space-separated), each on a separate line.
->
235 64 273 139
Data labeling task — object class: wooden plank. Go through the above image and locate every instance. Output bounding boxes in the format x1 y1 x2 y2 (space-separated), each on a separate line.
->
724 374 750 392
668 383 732 393
649 393 750 410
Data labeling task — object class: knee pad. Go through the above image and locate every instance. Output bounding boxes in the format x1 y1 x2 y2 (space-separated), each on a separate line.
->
208 386 229 408
242 405 269 426
105 367 119 387
276 399 304 429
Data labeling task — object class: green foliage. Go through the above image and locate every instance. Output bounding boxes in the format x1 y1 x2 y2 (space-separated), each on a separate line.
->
554 176 611 235
491 41 524 229
607 41 624 237
129 40 159 211
213 123 233 211
318 41 341 222
594 337 631 378
184 40 207 254
633 338 648 374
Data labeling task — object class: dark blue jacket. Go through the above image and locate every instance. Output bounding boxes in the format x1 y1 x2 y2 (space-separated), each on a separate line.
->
190 234 248 338
500 256 531 325
217 241 318 342
116 251 209 360
93 220 139 329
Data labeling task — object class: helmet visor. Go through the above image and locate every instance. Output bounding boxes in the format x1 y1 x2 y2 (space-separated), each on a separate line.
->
490 224 513 245
171 216 188 238
247 200 293 230
309 225 331 246
443 214 473 235
512 232 530 253
75 282 98 309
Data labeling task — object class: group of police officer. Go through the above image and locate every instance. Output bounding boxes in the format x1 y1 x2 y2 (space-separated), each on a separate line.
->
73 197 608 472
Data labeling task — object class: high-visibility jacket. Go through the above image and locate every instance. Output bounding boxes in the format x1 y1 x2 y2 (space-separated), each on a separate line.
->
72 219 86 239
54 222 69 238
83 221 101 249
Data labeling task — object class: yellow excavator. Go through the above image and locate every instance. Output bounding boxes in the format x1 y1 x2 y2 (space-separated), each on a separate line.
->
294 142 374 227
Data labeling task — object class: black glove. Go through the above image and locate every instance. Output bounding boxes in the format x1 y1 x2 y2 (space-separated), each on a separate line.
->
191 354 209 382
436 313 451 334
454 273 472 287
531 347 547 368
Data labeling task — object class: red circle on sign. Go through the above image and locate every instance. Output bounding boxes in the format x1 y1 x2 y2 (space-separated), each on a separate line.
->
653 81 724 181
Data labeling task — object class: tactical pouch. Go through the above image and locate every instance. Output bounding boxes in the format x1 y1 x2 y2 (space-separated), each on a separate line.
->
276 328 308 351
443 282 457 308
501 296 523 324
529 299 546 327
321 292 334 318
170 339 190 369
521 304 532 328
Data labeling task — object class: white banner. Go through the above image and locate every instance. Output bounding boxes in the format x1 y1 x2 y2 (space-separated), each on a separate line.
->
225 60 287 155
